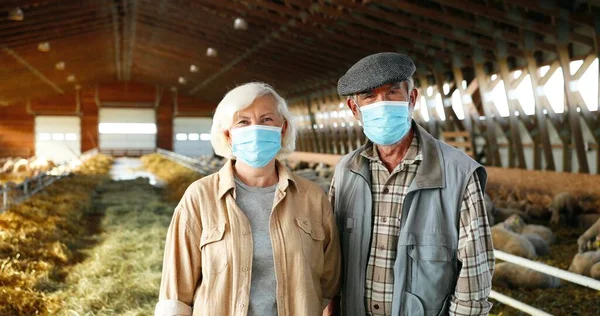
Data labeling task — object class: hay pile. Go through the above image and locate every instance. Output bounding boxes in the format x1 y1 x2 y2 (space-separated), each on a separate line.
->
0 154 112 315
140 153 202 201
54 178 175 315
74 154 113 176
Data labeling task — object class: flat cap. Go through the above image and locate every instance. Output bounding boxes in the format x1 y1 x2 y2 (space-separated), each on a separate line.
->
337 52 416 96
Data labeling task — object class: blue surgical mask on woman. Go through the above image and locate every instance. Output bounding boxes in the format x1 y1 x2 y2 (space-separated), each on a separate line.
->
358 100 412 145
231 125 282 168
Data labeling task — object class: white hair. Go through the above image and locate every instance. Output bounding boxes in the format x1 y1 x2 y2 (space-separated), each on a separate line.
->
210 82 297 159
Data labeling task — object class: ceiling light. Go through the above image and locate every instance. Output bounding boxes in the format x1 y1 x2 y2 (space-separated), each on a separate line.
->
8 7 24 21
206 48 218 57
38 42 50 52
234 17 248 30
178 77 186 84
170 86 177 92
190 64 198 73
67 74 76 82
55 61 65 70
75 84 81 90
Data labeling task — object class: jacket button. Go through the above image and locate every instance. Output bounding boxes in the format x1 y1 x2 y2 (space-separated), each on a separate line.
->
242 266 248 272
239 303 245 308
374 304 380 310
381 217 387 223
382 187 389 194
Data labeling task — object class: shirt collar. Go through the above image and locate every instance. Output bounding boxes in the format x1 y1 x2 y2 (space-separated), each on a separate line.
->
360 132 423 164
217 159 296 199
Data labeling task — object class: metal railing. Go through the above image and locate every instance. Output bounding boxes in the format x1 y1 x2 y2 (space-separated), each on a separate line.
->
490 250 600 315
155 149 218 174
0 148 99 212
100 148 154 157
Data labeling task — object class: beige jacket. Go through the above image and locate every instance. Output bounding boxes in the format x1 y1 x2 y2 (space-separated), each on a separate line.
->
155 160 341 316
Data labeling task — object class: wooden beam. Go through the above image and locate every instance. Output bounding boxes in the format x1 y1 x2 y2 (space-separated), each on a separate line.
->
525 38 555 171
122 0 137 81
111 0 122 81
497 43 528 169
1 47 64 94
433 68 461 132
378 0 555 53
504 0 595 28
473 55 502 166
557 41 590 173
434 0 595 48
418 75 440 139
453 58 479 159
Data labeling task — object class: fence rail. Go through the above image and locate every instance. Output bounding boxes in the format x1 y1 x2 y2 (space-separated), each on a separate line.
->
155 148 217 174
0 148 99 212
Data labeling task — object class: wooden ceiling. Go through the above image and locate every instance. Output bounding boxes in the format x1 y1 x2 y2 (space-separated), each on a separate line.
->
0 0 599 105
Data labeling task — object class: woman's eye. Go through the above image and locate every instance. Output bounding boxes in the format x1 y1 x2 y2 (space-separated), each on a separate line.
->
262 117 273 122
237 120 249 125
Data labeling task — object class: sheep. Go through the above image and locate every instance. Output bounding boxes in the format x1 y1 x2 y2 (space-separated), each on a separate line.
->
29 157 56 173
491 225 537 259
522 233 550 256
1 159 15 173
495 208 530 223
502 214 555 246
568 251 600 280
591 262 600 279
484 193 496 226
577 217 600 253
493 262 560 289
549 192 582 226
12 158 30 173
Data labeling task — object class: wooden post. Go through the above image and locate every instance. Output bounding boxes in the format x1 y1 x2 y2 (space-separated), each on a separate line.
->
433 66 461 132
453 56 482 160
557 21 589 173
473 50 502 166
497 41 528 169
418 75 440 138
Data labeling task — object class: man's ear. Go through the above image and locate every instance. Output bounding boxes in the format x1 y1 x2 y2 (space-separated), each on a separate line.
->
347 97 361 121
409 88 419 110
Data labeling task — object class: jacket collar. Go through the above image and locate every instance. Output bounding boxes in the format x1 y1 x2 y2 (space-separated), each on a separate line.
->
217 159 296 199
347 121 444 189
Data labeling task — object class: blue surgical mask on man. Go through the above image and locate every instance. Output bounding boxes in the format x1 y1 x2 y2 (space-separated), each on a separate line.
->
358 100 412 145
231 125 282 168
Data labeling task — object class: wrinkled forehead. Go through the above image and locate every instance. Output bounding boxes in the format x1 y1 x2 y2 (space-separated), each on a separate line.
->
234 94 281 118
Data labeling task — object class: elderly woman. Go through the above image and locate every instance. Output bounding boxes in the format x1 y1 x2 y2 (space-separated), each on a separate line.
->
155 82 341 316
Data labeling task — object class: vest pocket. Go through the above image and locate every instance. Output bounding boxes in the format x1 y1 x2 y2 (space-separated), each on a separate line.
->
407 245 454 315
295 217 325 271
200 223 228 274
404 291 425 316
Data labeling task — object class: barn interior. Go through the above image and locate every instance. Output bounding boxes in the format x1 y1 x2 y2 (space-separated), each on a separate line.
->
1 1 600 315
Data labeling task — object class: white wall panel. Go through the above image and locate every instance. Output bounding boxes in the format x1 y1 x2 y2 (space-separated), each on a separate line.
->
173 117 213 157
99 108 156 150
35 116 81 163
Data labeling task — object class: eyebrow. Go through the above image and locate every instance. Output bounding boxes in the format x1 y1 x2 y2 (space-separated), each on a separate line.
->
235 112 275 120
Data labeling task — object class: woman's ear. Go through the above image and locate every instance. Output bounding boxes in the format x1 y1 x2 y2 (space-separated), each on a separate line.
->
224 129 232 145
281 120 288 138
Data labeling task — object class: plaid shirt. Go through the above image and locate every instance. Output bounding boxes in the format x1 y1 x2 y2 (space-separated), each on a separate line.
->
330 136 494 316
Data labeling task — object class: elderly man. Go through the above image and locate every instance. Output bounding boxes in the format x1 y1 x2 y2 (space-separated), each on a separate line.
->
327 53 494 316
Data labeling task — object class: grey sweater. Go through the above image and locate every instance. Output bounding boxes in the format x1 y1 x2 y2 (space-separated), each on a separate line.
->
234 176 278 316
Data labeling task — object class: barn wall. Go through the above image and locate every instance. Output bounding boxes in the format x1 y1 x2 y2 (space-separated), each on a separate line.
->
0 83 216 158
0 103 34 158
